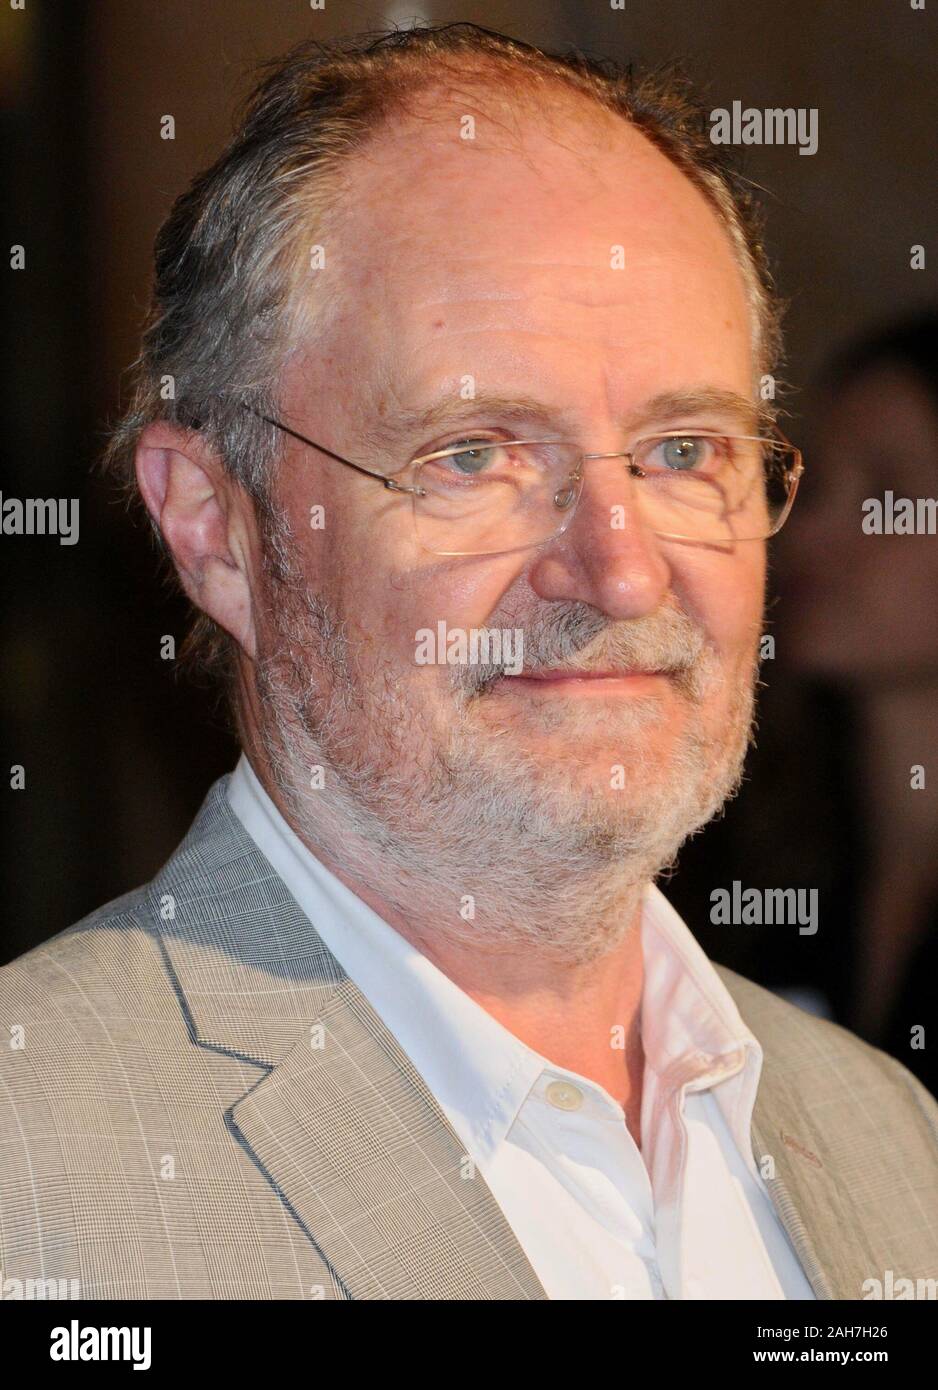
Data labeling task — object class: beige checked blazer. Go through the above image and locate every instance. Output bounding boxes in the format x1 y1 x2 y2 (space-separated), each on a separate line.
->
1 776 936 1300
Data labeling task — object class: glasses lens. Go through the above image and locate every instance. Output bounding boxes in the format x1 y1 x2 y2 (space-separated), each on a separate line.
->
413 439 583 555
628 435 797 543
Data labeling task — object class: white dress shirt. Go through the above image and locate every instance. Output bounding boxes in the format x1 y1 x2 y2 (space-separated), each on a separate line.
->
228 754 816 1300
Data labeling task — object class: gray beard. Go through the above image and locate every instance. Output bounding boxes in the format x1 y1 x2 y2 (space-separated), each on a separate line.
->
252 554 757 965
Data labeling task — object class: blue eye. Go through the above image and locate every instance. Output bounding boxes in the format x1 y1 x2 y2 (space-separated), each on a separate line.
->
660 437 704 471
444 440 500 475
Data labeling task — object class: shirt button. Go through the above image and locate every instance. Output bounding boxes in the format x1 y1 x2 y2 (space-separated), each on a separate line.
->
545 1080 583 1111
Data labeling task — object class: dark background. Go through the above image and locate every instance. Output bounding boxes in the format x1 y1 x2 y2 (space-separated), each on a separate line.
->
3 2 936 1084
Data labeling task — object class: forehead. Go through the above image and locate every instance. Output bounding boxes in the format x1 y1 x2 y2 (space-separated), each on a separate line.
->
302 88 754 421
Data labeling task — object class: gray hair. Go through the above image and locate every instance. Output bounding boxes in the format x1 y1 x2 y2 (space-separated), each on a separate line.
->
102 21 785 693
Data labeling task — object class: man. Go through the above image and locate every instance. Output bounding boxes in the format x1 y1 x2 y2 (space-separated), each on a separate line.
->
1 23 935 1301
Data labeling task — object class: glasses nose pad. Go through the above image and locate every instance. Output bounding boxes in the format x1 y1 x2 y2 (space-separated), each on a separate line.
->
553 472 581 511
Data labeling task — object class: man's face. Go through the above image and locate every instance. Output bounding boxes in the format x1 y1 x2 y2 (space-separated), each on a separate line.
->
249 93 765 953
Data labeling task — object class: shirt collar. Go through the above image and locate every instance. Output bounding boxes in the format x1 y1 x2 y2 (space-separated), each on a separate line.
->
227 753 763 1174
639 886 764 1175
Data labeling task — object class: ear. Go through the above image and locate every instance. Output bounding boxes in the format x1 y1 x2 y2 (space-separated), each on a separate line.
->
135 421 260 660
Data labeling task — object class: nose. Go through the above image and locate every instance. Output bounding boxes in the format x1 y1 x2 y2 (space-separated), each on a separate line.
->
527 456 671 621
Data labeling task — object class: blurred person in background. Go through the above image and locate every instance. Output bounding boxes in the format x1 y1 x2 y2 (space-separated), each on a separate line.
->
780 313 938 1094
671 313 938 1097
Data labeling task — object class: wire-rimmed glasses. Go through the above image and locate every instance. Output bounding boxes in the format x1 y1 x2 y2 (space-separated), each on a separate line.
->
239 405 803 557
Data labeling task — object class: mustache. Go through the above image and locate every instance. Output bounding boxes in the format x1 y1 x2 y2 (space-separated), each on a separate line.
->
452 602 710 700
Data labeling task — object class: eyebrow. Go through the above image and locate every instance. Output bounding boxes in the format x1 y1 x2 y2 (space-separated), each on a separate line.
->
365 386 768 458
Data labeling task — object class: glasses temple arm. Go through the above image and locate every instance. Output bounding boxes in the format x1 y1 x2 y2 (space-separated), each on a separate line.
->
240 405 407 487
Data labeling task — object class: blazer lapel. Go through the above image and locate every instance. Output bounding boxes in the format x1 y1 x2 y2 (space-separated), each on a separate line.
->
749 1109 836 1300
719 965 884 1301
150 777 546 1301
228 978 547 1300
